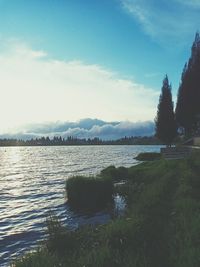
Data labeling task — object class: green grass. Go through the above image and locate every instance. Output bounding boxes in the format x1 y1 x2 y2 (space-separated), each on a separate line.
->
13 152 200 267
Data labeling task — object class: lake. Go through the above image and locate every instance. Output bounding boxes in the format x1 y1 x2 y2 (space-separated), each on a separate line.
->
0 145 162 266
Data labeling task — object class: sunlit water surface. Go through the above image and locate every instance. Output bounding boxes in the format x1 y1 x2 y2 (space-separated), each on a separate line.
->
0 145 162 266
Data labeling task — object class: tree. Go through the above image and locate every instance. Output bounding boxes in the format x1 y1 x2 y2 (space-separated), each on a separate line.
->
155 75 177 145
176 32 200 136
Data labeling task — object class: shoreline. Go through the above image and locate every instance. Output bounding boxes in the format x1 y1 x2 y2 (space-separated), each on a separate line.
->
13 152 200 267
0 144 163 147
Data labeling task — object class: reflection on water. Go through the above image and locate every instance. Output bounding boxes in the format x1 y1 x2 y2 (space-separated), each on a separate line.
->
0 145 162 266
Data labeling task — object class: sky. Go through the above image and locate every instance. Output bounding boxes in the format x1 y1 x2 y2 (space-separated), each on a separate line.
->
0 0 200 135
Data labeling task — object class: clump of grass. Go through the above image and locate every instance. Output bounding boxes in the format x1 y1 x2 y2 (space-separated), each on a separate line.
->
66 175 113 212
135 152 162 161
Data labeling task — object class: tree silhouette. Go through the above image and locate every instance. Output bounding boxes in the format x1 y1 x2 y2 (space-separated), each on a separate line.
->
176 32 200 136
155 75 177 145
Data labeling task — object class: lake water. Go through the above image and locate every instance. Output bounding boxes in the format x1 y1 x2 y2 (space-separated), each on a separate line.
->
0 145 162 266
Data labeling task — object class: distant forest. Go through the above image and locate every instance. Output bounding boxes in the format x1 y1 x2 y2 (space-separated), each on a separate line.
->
0 136 161 146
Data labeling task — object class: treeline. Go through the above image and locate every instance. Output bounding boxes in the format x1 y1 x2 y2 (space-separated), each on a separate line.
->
176 32 200 136
0 135 161 146
155 32 200 145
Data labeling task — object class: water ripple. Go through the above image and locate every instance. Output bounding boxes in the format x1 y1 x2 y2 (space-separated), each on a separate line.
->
0 145 162 266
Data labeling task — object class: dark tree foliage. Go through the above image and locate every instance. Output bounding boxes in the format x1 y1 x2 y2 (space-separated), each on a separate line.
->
176 32 200 136
0 136 161 146
155 75 177 145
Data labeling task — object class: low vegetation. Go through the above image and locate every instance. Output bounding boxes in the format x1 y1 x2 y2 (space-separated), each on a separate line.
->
13 152 200 267
135 152 162 161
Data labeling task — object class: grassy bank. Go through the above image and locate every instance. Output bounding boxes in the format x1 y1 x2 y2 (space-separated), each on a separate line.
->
13 152 200 267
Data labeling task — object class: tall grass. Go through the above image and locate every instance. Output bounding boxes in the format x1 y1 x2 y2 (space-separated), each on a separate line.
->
66 175 113 212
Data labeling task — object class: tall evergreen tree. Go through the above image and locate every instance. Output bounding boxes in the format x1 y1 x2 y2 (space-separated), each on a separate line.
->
176 32 200 136
155 75 177 145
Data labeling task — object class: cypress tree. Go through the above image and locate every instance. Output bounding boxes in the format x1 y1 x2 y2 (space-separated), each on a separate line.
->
155 75 177 145
176 32 200 136
175 63 195 136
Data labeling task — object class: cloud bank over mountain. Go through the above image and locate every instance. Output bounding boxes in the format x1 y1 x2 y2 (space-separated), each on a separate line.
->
0 119 155 140
0 40 158 132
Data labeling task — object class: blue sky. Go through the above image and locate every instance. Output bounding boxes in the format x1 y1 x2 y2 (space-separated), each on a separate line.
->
0 0 199 133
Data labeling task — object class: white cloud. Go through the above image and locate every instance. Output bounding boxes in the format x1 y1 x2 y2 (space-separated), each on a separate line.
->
0 40 158 133
56 121 154 140
0 119 155 140
121 0 200 45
